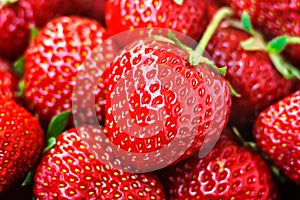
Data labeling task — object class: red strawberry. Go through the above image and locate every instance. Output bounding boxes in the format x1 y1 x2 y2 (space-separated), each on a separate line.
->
253 89 300 185
0 0 34 61
160 128 279 199
104 36 231 171
206 22 293 136
24 16 116 129
226 0 300 65
34 126 166 200
0 58 18 99
0 94 45 195
27 0 77 28
105 0 208 42
73 0 106 24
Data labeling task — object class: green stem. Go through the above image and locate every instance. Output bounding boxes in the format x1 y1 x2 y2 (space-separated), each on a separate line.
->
269 53 300 79
0 0 17 5
195 7 234 55
286 36 300 44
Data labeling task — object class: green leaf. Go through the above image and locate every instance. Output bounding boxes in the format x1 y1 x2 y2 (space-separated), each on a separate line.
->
266 35 288 54
42 137 56 154
21 170 35 186
30 26 40 42
47 110 71 140
173 0 183 5
241 11 253 34
13 56 25 75
16 79 25 98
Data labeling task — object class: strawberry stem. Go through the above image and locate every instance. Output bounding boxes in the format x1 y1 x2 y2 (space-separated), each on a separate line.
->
195 7 234 55
286 36 300 44
0 0 17 6
269 53 300 79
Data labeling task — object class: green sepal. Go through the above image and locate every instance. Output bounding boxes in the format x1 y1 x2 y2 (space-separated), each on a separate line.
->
30 26 40 42
13 56 25 75
241 11 253 34
21 170 35 186
266 35 288 54
269 53 300 79
226 81 241 98
46 110 71 140
240 37 266 51
173 0 183 6
0 0 18 5
42 137 56 154
16 78 25 98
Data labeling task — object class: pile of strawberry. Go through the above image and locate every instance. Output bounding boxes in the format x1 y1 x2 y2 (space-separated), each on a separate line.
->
0 0 300 199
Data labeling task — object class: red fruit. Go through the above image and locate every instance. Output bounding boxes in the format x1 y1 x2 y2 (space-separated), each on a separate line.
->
160 128 279 199
226 0 300 65
0 0 34 61
105 0 208 41
206 23 293 135
0 58 17 99
0 94 45 194
104 38 231 171
24 16 116 129
27 0 77 28
73 0 106 24
33 126 166 200
204 0 226 20
253 89 300 185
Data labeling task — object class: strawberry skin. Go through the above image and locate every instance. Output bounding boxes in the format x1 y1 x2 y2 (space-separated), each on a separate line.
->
254 89 300 185
34 126 166 200
0 94 45 194
160 128 279 200
206 24 293 135
226 0 300 64
0 58 17 99
0 0 33 61
105 39 231 171
105 0 208 41
24 16 115 129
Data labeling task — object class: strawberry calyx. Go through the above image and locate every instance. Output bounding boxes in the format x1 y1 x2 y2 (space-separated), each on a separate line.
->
230 11 300 79
0 0 17 6
173 0 184 6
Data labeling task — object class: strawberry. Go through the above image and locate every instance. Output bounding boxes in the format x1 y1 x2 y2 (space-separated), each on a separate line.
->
73 0 106 24
0 58 18 99
160 128 279 199
206 22 293 136
225 0 300 65
26 0 76 28
105 0 208 42
253 89 300 185
104 31 231 171
33 126 166 200
0 0 34 61
23 16 116 129
0 94 45 195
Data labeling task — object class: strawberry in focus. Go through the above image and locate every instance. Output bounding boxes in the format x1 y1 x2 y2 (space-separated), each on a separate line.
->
34 126 166 200
104 36 231 171
0 94 45 195
23 16 116 129
160 128 279 199
253 89 300 185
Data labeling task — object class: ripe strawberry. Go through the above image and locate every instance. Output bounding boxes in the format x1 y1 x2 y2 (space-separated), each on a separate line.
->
226 0 300 65
160 128 279 199
73 0 106 24
104 37 231 171
105 0 208 41
206 23 293 136
0 58 17 99
253 89 300 185
0 0 34 61
24 16 116 129
0 94 45 194
26 0 76 28
34 126 166 199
